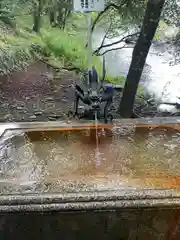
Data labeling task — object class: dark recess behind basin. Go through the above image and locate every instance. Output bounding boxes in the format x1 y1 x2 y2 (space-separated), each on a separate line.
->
0 208 180 240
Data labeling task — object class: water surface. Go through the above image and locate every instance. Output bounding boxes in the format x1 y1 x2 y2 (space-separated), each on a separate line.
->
0 126 180 194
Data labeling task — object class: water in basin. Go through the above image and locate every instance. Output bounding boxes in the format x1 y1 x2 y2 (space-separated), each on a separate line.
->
0 125 180 194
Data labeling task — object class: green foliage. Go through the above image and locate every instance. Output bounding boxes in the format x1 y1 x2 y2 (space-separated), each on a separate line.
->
162 0 180 26
0 0 174 83
39 27 125 83
1 0 158 84
0 34 33 74
0 12 125 84
42 28 97 67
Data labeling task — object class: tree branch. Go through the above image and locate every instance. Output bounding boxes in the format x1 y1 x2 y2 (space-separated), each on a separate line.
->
84 0 128 48
98 45 133 56
37 57 81 73
95 20 113 55
91 0 127 33
101 22 112 46
93 32 140 55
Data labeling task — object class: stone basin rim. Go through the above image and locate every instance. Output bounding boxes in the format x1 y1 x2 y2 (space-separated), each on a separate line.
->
0 197 179 213
0 118 180 211
1 116 180 139
0 189 180 204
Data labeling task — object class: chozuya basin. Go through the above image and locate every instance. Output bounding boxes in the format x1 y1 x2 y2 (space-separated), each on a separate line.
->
0 117 180 240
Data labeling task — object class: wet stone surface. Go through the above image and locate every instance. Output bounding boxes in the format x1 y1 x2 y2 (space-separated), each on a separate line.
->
0 127 180 194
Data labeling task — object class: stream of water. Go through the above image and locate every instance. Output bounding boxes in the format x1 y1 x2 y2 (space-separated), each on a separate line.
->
94 112 100 167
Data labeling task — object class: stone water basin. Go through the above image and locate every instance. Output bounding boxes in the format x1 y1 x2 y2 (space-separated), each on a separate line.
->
0 118 180 240
0 118 180 195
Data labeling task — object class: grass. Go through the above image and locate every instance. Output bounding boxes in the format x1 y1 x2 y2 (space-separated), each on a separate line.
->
0 13 125 85
0 28 32 74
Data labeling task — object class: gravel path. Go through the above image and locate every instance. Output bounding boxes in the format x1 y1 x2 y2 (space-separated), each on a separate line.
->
0 62 79 122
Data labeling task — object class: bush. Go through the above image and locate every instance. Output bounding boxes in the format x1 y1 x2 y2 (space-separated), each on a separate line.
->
0 33 33 74
40 28 125 84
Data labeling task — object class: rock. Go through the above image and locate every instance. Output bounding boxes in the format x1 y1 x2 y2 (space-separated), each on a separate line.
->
16 102 25 107
10 104 16 109
48 114 62 120
48 116 56 121
29 115 37 120
50 114 62 118
4 114 13 120
46 97 54 101
79 106 85 110
2 103 9 108
34 111 43 116
16 106 24 110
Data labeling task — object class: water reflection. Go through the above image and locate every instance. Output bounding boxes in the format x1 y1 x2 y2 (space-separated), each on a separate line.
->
0 126 180 194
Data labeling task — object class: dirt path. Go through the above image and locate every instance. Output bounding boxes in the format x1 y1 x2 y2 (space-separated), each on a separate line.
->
0 62 80 122
0 61 122 122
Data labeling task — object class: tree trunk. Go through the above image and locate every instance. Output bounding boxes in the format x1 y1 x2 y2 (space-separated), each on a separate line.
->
61 9 71 30
32 0 43 33
0 0 2 10
56 1 63 28
49 9 55 25
118 0 165 118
